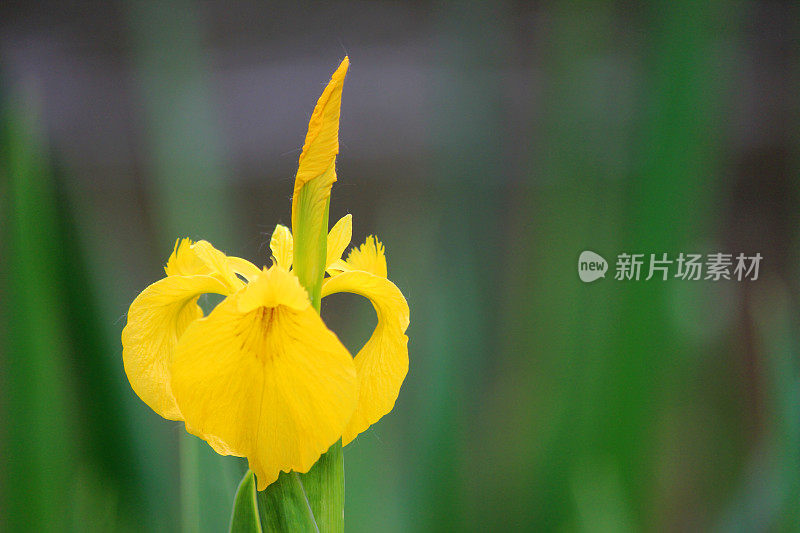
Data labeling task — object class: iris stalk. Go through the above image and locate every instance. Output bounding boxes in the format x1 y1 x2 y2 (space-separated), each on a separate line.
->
257 59 347 532
255 199 340 530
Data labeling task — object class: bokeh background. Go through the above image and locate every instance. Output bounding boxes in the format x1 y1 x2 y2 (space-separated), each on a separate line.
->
2 1 799 531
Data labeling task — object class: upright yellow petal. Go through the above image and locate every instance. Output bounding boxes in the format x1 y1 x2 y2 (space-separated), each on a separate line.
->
122 274 231 420
345 236 387 278
322 270 409 444
170 266 357 490
291 58 349 306
293 57 349 197
269 224 293 269
326 213 352 271
266 216 351 274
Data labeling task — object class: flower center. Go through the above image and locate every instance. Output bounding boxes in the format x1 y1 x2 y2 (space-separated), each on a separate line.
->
236 306 287 362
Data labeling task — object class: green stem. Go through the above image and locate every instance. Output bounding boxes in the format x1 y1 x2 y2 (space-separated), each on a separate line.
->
298 200 344 533
291 173 333 310
295 198 345 531
259 190 345 531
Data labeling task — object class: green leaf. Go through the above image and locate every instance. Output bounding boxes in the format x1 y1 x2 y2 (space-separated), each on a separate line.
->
1 85 75 531
230 471 263 533
257 471 320 533
299 441 345 533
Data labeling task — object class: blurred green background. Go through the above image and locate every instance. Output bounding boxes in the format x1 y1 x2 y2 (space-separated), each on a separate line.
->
2 1 799 531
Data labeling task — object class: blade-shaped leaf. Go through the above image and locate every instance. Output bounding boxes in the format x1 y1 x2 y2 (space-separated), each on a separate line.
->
257 471 320 533
299 441 344 533
230 471 263 533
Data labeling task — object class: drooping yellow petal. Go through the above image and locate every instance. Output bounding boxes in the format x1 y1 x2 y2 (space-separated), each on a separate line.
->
326 213 352 272
165 239 207 277
122 274 231 420
165 238 251 291
170 266 357 490
269 224 293 269
321 270 409 444
345 236 387 278
291 58 349 306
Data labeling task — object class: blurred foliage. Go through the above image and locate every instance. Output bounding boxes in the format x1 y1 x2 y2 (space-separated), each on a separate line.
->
2 1 799 531
1 86 143 531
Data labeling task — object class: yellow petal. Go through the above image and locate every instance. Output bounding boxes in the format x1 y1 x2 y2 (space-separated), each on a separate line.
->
321 270 409 445
228 256 262 282
269 224 293 269
326 258 351 277
293 57 349 196
345 236 387 278
122 274 231 420
268 215 351 274
165 239 207 277
165 238 249 291
326 213 352 271
170 266 357 490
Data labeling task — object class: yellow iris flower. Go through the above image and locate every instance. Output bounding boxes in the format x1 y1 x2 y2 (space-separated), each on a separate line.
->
121 58 409 490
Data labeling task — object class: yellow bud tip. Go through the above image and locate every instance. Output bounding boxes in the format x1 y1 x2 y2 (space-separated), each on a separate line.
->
295 57 350 188
339 55 350 74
